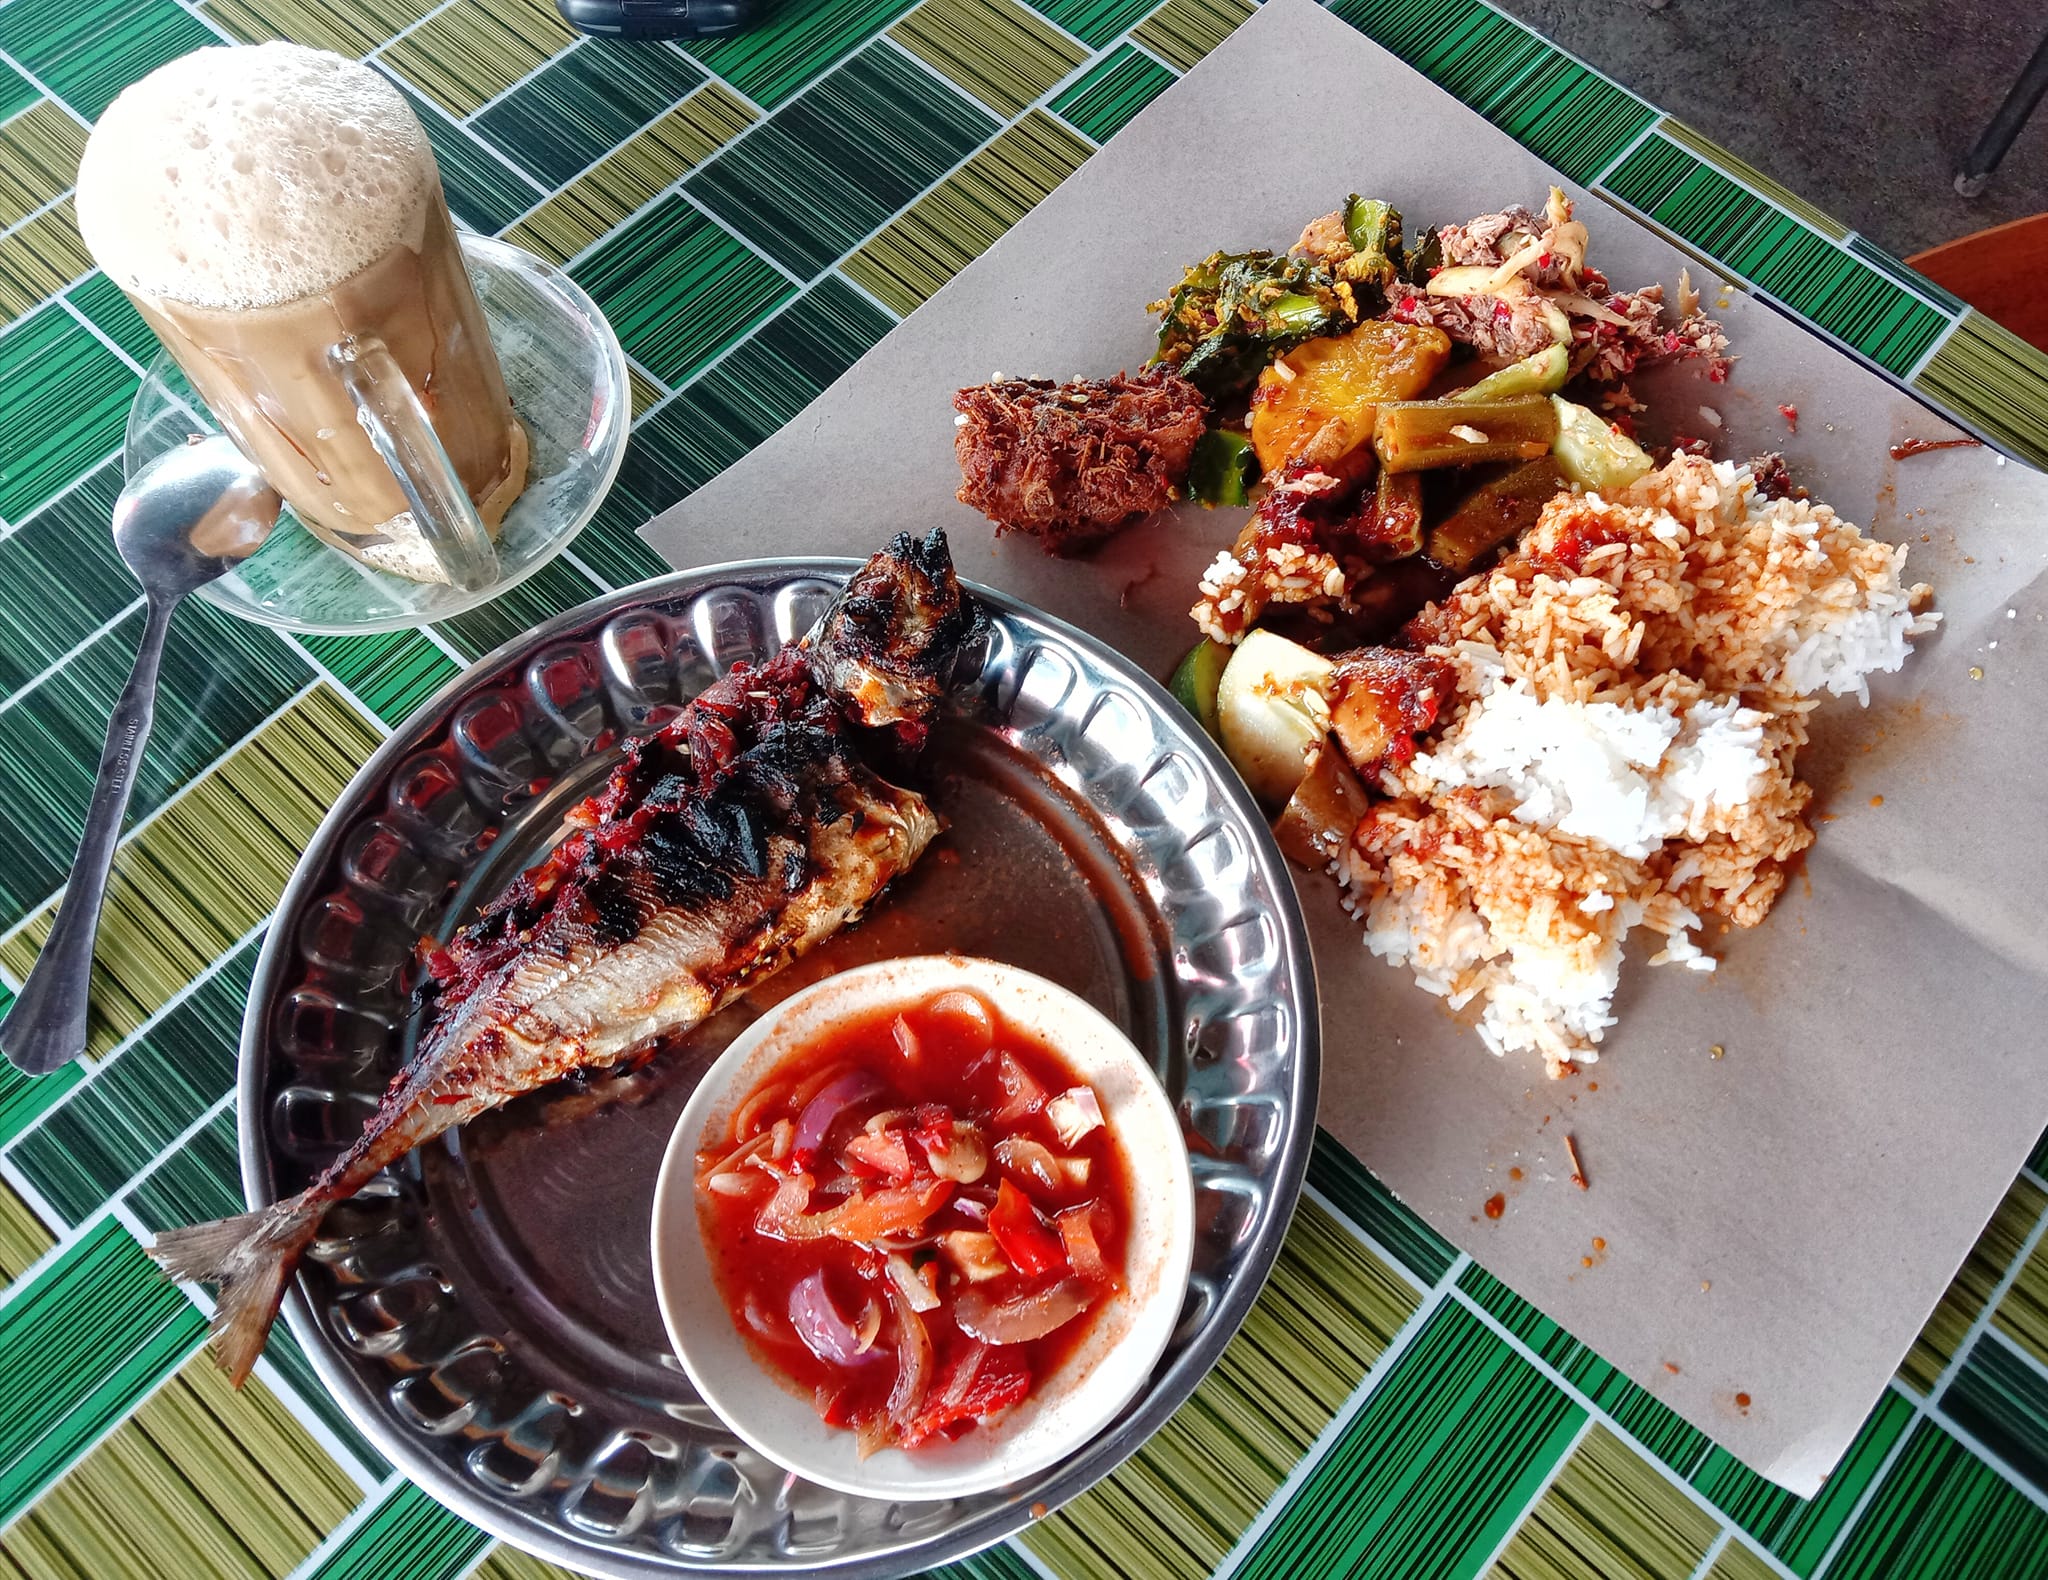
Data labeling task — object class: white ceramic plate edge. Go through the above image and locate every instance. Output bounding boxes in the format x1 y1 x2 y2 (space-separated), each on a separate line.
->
648 955 1196 1503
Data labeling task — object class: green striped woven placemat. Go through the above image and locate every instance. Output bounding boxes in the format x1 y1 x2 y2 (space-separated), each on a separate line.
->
0 2 2042 1578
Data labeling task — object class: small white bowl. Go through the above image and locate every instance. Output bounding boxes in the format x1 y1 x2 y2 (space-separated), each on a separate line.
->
649 954 1194 1502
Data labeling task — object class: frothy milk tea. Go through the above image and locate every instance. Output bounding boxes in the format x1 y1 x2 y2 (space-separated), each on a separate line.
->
75 45 528 583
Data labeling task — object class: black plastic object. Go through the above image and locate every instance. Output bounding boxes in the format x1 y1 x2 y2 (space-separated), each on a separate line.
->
554 0 758 39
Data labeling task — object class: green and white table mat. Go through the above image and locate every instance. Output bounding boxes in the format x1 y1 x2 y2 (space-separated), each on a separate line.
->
0 0 2043 1577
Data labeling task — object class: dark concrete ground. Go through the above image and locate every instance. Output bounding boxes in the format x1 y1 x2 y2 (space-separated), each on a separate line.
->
1492 0 2048 259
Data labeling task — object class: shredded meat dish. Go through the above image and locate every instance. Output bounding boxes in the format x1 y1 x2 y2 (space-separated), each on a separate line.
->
952 369 1208 553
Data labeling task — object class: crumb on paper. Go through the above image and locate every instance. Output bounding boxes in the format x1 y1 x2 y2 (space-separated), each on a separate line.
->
1710 1044 1725 1059
1664 1362 1681 1375
1565 1133 1588 1190
1701 1280 1712 1292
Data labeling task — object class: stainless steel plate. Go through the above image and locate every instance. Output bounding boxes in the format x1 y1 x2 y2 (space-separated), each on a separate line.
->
240 562 1319 1577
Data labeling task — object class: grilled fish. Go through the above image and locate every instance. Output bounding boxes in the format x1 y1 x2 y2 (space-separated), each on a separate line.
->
152 531 983 1384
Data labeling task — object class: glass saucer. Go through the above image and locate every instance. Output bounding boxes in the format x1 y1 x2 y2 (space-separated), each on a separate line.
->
122 234 631 636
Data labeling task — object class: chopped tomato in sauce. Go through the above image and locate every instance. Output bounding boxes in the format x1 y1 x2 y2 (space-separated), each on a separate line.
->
694 989 1130 1454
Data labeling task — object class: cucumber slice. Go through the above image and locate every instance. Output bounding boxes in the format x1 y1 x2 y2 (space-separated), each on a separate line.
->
1550 396 1655 491
1168 639 1230 738
1215 630 1335 806
1454 343 1569 403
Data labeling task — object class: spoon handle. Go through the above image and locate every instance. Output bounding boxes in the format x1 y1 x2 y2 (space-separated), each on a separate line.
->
0 593 178 1075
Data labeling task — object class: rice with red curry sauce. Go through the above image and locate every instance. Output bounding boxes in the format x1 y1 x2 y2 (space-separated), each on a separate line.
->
1336 455 1937 1074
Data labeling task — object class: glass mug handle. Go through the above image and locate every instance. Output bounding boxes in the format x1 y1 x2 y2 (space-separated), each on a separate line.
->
327 334 498 592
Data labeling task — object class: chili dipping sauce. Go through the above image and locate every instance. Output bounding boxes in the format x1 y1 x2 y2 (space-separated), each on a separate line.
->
693 987 1131 1455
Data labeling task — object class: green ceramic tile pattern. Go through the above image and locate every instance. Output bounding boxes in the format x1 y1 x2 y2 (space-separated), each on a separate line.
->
0 199 89 320
0 0 218 122
1458 1264 1710 1476
0 1057 83 1156
0 57 33 124
0 600 311 923
1704 1541 1782 1580
0 685 376 1059
1133 0 1255 72
305 1480 493 1580
1601 132 1947 376
0 0 2042 1575
0 1351 358 1580
686 41 999 279
9 939 257 1227
842 109 1091 314
0 1217 207 1524
0 302 136 524
890 0 1090 119
1309 1129 1457 1283
1234 1299 1586 1580
1913 311 2048 465
1824 1418 2048 1579
1941 1335 2048 1497
1898 1173 2046 1394
394 86 546 237
1029 0 1159 47
682 0 921 110
0 460 126 697
1658 117 1844 241
1326 0 1655 185
0 1170 57 1283
474 40 707 188
1026 1195 1418 1578
503 81 757 265
201 0 440 57
1050 42 1174 142
126 1105 244 1234
1993 1222 2048 1368
295 631 460 727
436 556 604 660
1688 1387 1914 1575
571 192 795 384
0 101 86 230
376 0 578 120
1485 1423 1718 1580
64 272 156 365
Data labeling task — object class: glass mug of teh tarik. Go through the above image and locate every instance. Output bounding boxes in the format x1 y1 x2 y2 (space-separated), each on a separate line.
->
76 45 527 590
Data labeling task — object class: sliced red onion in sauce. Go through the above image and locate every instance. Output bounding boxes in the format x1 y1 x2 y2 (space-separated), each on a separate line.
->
885 1283 934 1425
954 1277 1096 1344
793 1069 885 1158
788 1271 885 1366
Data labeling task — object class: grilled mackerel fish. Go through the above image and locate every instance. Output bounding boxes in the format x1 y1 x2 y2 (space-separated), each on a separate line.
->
153 531 984 1384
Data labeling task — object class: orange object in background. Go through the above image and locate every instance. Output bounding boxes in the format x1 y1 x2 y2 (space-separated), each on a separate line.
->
1909 212 2048 352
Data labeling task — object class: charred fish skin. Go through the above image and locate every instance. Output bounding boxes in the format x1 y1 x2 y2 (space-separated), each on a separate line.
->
808 527 988 734
150 533 977 1386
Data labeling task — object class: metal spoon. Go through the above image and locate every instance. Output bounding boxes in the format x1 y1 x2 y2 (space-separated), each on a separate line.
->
0 437 281 1075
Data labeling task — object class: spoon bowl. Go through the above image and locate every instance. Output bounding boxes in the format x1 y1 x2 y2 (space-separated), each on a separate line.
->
0 436 281 1075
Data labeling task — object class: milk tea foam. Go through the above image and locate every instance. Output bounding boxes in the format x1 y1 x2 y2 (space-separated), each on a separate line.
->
76 45 527 582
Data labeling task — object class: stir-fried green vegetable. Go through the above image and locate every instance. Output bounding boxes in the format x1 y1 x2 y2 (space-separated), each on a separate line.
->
1403 225 1443 284
1339 196 1402 298
1187 428 1260 506
1363 468 1425 559
1168 639 1230 738
1150 250 1357 398
1426 456 1567 571
1374 395 1559 471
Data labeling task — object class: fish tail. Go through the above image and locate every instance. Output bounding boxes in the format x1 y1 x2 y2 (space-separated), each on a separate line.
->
148 1194 325 1387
